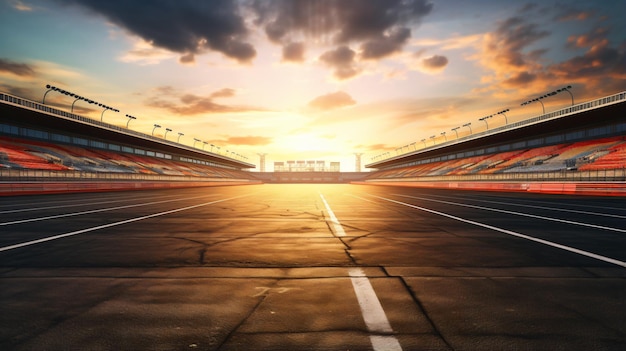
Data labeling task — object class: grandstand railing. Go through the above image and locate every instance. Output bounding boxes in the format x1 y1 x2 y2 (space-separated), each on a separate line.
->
0 168 255 182
369 91 626 167
365 168 626 183
0 92 254 168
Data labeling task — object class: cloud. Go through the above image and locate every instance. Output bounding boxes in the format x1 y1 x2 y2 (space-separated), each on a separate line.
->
0 83 34 98
0 58 36 77
551 40 626 82
210 88 236 99
553 8 594 22
250 0 432 43
566 27 609 49
118 38 177 65
250 0 434 73
472 16 552 94
145 86 260 115
360 27 411 60
282 42 305 62
57 0 256 63
9 0 33 11
319 46 361 80
488 17 550 69
308 91 356 111
421 54 448 73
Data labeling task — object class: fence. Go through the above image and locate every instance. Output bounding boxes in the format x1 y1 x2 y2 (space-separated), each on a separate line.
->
0 168 255 183
365 168 626 183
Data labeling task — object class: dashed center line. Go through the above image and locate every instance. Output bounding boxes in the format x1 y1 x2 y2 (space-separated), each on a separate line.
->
319 193 402 351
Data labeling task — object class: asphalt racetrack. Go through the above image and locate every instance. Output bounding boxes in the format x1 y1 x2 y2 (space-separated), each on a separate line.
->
1 184 625 350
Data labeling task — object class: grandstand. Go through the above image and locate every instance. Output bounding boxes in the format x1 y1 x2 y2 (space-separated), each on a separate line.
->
361 91 625 194
0 91 260 194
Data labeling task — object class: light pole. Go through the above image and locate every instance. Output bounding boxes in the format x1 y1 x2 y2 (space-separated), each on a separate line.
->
210 144 215 152
152 124 161 136
557 85 574 105
496 109 509 124
522 85 574 114
430 135 436 145
125 114 136 128
164 128 172 139
410 142 416 150
177 132 184 143
70 95 84 113
479 115 491 130
193 138 201 148
42 84 56 104
441 132 447 142
421 138 426 147
451 126 460 139
536 97 546 114
100 105 119 122
463 122 472 134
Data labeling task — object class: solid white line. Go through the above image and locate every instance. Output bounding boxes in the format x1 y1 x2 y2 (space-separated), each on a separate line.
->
0 194 249 253
319 193 401 350
367 194 626 268
393 194 626 233
0 193 219 226
419 194 626 219
0 193 183 214
319 193 346 236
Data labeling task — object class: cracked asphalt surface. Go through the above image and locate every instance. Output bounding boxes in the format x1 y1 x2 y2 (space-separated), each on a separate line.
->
0 184 625 350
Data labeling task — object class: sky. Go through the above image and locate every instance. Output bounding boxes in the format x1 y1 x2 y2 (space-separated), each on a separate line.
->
1 0 625 171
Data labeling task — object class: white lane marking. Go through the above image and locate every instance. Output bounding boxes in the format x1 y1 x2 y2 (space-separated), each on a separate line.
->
319 194 402 350
0 194 250 252
0 193 183 214
418 194 626 219
319 193 346 236
350 268 403 351
0 193 220 226
393 194 626 233
365 194 626 268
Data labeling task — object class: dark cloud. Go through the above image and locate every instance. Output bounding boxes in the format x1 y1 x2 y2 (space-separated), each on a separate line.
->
57 0 256 63
422 55 448 71
552 41 626 80
250 0 433 64
179 53 195 65
0 58 36 77
145 86 258 115
308 91 356 111
479 15 626 96
282 42 306 62
502 71 537 87
490 16 550 68
319 46 360 80
360 27 411 60
566 27 609 49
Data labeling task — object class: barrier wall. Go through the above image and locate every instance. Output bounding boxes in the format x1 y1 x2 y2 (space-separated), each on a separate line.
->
351 181 626 196
0 179 262 196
